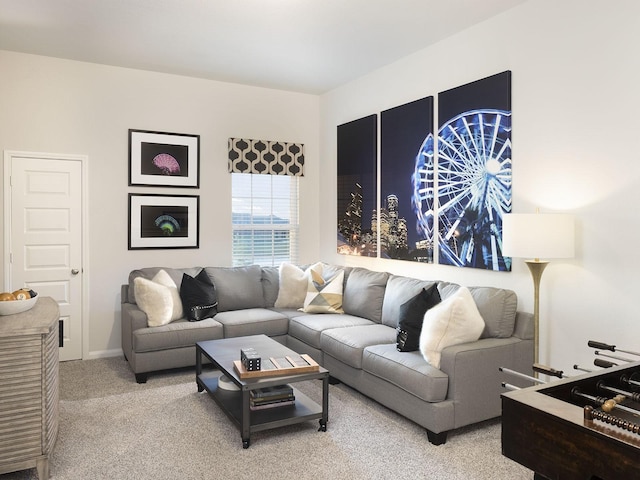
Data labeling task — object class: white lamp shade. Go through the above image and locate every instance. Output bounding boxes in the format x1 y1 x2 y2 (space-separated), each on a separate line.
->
502 213 575 259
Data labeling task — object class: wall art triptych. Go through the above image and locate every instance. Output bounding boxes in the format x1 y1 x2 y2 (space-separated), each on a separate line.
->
337 71 512 271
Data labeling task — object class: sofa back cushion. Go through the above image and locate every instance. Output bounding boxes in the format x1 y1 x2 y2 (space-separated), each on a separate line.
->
342 268 389 323
127 267 201 305
381 274 439 328
204 265 265 312
438 283 517 338
261 266 280 307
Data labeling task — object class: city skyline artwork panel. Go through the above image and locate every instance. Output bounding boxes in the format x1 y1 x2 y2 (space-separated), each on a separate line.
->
436 70 512 271
381 96 434 263
337 114 377 257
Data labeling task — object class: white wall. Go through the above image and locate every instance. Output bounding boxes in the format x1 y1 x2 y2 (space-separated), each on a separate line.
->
0 50 320 357
319 0 640 373
3 0 640 372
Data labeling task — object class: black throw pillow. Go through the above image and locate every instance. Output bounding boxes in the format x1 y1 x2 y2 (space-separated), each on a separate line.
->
180 270 218 321
396 284 441 352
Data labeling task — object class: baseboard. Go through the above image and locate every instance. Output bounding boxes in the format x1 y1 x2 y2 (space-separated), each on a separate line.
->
87 348 123 360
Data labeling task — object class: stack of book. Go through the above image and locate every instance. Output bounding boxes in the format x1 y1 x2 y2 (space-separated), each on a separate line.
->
250 384 295 411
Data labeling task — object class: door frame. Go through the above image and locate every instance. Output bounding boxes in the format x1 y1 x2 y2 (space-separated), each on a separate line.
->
3 150 90 360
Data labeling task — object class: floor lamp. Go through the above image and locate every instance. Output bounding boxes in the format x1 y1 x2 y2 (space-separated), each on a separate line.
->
502 212 574 370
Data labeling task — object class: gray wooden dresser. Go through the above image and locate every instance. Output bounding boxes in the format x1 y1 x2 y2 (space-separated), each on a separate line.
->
0 297 60 479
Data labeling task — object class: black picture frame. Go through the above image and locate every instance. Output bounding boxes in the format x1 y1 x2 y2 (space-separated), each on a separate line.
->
128 193 200 250
129 129 200 188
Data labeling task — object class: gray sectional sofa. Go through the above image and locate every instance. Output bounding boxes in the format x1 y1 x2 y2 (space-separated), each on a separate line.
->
121 263 533 445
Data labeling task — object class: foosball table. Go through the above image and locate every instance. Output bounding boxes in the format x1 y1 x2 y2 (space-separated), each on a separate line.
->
501 341 640 480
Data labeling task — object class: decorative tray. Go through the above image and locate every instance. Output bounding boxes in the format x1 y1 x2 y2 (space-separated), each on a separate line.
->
233 354 320 379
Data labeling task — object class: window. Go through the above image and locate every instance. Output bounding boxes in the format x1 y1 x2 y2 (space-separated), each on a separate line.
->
232 173 299 267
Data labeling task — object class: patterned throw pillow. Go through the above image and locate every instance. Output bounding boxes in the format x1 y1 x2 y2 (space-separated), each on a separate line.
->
301 267 344 314
274 262 323 309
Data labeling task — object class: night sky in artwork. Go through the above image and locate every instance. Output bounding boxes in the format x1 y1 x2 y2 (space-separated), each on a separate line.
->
337 114 377 230
438 71 512 126
380 96 433 247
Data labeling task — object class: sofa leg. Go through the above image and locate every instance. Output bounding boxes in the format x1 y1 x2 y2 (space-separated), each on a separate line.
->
135 373 148 384
426 429 447 445
328 376 341 385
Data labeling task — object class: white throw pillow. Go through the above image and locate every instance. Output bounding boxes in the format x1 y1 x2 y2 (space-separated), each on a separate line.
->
301 265 344 314
152 269 183 321
134 276 174 327
274 262 322 309
419 286 485 369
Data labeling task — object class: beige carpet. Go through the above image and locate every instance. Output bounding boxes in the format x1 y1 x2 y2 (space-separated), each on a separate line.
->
1 357 532 480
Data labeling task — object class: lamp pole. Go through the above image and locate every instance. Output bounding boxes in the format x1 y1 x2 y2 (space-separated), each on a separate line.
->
525 259 549 370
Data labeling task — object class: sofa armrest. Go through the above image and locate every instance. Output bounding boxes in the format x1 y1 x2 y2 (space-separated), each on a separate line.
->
438 335 534 428
121 284 130 304
121 301 149 361
512 311 534 340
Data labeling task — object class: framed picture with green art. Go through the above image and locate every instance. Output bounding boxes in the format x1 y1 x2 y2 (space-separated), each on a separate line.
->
128 193 200 249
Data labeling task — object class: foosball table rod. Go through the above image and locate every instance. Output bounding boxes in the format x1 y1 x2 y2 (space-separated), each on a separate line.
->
501 382 521 391
499 367 545 384
588 340 640 358
574 364 594 373
595 350 636 363
597 381 640 403
532 363 567 378
572 388 639 416
621 374 640 389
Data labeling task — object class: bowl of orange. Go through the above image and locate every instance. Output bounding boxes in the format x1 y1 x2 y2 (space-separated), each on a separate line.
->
0 289 38 315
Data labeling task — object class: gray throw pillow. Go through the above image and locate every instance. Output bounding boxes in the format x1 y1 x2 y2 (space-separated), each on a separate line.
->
342 268 389 323
204 265 265 312
469 286 517 338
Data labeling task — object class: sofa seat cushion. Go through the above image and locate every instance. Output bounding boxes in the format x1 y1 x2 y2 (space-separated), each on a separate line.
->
320 324 396 369
288 314 374 349
133 318 223 353
362 344 449 403
213 308 289 338
271 308 312 320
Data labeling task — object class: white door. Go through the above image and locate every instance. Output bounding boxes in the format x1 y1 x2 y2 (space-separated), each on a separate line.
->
4 152 86 361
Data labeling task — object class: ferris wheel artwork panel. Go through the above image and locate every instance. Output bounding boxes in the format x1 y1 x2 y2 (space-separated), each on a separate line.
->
415 71 512 271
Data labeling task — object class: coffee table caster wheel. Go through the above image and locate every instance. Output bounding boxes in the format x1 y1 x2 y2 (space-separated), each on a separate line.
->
242 439 250 449
318 420 327 432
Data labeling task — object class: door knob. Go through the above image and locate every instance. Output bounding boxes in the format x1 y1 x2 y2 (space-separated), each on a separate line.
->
71 269 80 275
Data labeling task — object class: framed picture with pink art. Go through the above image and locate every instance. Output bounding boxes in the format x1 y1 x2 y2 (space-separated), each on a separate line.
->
128 129 200 188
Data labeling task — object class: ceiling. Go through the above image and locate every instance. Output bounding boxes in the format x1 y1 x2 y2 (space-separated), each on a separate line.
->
0 0 526 94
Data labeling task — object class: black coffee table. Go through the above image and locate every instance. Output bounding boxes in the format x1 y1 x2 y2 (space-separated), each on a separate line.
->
196 334 329 448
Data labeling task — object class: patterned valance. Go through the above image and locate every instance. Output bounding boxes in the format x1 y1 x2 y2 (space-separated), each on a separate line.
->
228 138 304 176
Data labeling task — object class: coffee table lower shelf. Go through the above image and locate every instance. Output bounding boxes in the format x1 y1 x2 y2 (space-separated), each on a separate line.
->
197 372 327 448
